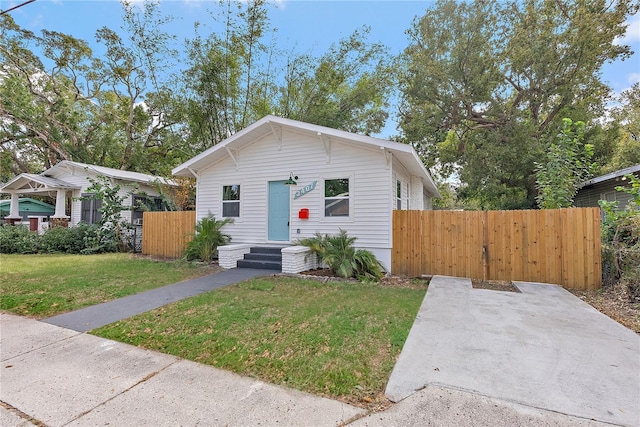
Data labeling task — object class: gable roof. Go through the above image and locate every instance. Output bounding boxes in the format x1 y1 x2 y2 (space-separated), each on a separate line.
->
0 173 80 193
45 160 176 186
579 164 640 188
1 161 176 195
173 115 440 197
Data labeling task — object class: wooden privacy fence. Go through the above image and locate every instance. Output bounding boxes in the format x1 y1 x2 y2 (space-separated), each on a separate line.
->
392 208 602 290
142 211 196 258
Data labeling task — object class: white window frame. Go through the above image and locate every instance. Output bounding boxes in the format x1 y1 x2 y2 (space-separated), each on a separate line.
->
222 184 241 218
323 177 351 218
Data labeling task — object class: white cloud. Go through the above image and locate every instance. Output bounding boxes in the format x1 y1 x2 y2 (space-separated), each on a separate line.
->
181 0 204 9
628 73 640 84
615 15 640 45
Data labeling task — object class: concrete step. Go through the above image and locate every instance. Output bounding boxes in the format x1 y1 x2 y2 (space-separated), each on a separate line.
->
237 247 283 271
250 247 283 255
237 259 282 271
244 252 282 262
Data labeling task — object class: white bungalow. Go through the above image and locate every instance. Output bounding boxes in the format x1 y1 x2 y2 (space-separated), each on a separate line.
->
172 115 440 272
1 160 172 228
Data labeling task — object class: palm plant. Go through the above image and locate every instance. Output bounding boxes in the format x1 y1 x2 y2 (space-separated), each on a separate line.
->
298 229 384 280
323 230 357 278
184 215 233 262
297 232 328 264
354 249 384 281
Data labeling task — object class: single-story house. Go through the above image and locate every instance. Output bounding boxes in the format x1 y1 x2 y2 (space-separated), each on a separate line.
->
575 164 640 210
0 160 173 227
172 115 440 272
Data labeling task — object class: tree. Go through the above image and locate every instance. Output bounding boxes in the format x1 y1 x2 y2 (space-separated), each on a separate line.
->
535 118 596 208
182 2 394 151
0 14 102 174
81 175 134 252
277 27 393 135
182 0 273 151
399 0 638 209
0 1 186 178
601 83 640 173
91 0 186 175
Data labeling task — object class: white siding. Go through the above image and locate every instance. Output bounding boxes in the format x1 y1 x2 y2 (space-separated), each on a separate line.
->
392 158 430 211
48 167 161 226
196 129 394 254
410 175 424 210
392 158 412 210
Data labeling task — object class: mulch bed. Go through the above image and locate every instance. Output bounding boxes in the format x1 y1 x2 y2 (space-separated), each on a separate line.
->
298 269 429 289
570 284 640 334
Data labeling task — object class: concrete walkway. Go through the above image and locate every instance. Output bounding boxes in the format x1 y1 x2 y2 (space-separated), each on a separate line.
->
385 276 640 427
43 268 275 332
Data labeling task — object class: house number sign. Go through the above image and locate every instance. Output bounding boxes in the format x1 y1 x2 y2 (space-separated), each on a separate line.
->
294 181 317 199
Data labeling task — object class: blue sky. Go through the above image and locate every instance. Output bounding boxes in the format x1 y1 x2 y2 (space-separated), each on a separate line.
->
3 0 640 136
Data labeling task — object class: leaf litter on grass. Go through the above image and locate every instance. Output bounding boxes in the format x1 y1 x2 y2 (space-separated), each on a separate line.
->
93 275 426 409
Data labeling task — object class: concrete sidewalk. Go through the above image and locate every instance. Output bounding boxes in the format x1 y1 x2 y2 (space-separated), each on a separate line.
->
385 276 640 427
43 268 275 332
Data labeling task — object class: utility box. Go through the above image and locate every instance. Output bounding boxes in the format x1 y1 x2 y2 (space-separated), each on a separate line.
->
298 208 309 219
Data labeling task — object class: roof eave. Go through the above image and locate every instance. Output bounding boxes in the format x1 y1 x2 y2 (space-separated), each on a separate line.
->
579 164 640 188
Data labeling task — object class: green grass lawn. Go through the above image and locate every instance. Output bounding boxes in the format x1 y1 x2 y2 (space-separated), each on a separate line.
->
0 253 217 318
93 275 427 407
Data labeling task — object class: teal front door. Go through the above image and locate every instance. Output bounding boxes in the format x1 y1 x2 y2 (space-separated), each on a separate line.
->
268 181 290 241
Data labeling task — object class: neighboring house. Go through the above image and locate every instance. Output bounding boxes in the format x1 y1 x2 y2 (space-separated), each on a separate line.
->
172 115 440 271
0 160 173 227
0 197 55 221
575 164 640 210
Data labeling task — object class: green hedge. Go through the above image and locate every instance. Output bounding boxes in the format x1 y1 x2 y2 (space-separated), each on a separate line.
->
0 223 118 255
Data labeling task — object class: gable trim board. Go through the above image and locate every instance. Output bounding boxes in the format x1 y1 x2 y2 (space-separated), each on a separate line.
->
173 116 440 271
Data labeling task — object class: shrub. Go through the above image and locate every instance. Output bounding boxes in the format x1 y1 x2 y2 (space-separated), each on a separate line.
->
0 225 39 254
600 173 640 302
40 225 84 253
298 229 384 281
39 223 105 254
184 215 233 262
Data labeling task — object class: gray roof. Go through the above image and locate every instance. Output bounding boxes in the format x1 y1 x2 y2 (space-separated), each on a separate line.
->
579 164 640 188
0 174 80 193
1 161 176 194
45 161 177 186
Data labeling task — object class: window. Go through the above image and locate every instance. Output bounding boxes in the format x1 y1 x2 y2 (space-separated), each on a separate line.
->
396 180 402 210
223 185 240 217
80 193 102 224
132 195 166 224
602 191 619 203
324 178 349 217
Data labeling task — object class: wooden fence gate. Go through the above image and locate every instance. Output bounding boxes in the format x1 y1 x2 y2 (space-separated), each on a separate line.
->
392 208 601 290
142 211 196 258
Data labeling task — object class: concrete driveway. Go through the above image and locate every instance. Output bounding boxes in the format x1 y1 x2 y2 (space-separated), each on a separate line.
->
384 276 640 427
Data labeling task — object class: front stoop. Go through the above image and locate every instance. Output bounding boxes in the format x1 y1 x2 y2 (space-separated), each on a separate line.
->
237 247 282 271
